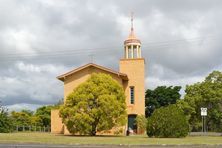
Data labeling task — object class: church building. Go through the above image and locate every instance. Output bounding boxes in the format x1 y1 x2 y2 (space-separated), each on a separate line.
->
51 16 145 135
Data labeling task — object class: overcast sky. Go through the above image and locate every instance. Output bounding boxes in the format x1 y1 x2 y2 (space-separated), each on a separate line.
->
1 0 222 111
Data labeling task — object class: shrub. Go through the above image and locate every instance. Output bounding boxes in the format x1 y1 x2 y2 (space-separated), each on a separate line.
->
146 104 189 138
135 115 147 134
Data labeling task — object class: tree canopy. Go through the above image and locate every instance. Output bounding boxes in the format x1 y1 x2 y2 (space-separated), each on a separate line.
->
0 102 13 133
11 109 41 127
183 71 222 132
35 105 54 127
145 86 181 117
60 73 127 136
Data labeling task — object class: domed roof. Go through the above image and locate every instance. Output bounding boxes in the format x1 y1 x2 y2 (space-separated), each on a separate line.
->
124 13 141 45
124 29 141 45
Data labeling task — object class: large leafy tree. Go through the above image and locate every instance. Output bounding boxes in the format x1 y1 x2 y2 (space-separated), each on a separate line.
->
183 71 222 132
0 102 13 133
60 73 127 136
34 100 63 127
35 105 54 127
145 86 181 117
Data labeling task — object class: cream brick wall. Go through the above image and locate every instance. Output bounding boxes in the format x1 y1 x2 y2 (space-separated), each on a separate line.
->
51 66 125 135
119 58 145 115
51 109 63 134
63 66 124 102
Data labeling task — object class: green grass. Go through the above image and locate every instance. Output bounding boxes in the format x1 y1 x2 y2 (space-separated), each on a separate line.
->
0 132 221 145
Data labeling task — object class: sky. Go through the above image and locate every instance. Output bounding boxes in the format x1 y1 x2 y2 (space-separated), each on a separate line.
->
1 0 222 111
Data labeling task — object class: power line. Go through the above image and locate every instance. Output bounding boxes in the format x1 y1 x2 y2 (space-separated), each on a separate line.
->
1 34 217 56
0 35 218 62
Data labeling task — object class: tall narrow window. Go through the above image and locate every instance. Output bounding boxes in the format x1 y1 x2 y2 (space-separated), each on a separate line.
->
130 86 135 104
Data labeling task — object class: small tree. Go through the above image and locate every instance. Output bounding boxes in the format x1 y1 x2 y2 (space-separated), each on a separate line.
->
135 115 147 134
147 104 189 138
60 73 127 136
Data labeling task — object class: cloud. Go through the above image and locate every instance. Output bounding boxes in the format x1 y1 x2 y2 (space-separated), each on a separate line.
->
0 0 222 111
0 61 67 106
6 103 42 112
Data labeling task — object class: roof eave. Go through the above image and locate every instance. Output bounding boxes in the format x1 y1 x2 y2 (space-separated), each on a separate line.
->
57 76 64 82
56 63 129 82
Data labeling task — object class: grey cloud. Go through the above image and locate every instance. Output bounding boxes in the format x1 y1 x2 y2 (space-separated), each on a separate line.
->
0 0 222 110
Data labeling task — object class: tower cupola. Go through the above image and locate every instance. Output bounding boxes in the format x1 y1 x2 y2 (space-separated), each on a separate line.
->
124 13 141 59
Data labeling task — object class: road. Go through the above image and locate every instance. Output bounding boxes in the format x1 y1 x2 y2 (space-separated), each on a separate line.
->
0 144 222 148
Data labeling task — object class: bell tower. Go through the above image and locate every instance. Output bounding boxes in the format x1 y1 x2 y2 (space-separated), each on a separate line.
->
119 13 145 134
124 13 142 59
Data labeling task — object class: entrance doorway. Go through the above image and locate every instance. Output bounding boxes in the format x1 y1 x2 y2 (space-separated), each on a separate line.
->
128 114 137 134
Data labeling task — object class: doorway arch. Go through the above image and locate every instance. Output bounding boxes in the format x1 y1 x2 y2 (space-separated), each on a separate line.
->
128 114 137 134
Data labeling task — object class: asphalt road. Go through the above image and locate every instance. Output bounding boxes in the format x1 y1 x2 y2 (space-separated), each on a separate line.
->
0 144 222 148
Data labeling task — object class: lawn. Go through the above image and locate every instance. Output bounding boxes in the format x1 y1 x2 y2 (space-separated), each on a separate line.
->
0 132 221 145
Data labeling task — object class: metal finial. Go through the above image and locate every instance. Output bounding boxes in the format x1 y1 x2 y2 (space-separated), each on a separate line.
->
131 12 134 32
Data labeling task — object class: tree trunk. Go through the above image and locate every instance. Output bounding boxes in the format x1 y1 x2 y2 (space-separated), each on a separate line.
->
91 118 100 136
91 124 96 136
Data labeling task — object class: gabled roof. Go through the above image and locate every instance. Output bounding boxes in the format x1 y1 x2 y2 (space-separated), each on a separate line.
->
57 63 128 81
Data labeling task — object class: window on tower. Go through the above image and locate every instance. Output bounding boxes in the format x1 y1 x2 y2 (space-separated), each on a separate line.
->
130 86 135 104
